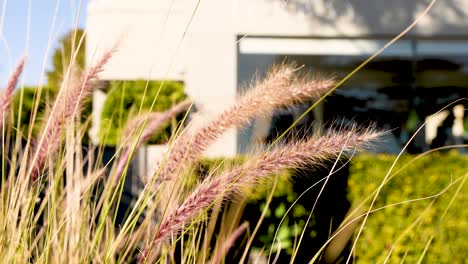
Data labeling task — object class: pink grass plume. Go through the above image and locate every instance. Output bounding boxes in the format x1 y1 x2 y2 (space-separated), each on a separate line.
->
154 64 335 184
140 126 381 258
31 45 118 181
114 99 192 183
0 56 27 128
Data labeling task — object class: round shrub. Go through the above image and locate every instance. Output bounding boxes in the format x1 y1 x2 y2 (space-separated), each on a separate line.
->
99 80 186 146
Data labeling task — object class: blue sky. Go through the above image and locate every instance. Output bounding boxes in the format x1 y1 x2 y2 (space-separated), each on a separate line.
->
0 0 88 86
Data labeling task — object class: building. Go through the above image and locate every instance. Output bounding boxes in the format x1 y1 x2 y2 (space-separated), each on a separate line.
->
87 0 468 158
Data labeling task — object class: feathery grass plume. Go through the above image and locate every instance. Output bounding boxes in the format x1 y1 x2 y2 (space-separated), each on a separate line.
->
141 126 381 258
154 64 335 183
209 222 249 264
31 46 117 181
0 57 27 127
114 99 192 182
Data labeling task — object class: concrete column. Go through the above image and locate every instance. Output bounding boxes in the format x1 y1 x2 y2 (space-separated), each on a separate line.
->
89 89 107 144
185 33 238 157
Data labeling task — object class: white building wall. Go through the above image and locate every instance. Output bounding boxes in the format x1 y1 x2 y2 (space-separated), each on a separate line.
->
87 0 468 156
86 0 195 80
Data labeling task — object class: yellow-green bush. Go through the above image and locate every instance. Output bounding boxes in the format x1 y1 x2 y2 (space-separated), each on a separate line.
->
198 152 467 262
348 151 467 263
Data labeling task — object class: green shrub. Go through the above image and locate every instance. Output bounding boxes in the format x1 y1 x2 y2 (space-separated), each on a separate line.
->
348 151 468 263
99 80 186 146
11 85 92 143
464 116 468 135
12 86 53 137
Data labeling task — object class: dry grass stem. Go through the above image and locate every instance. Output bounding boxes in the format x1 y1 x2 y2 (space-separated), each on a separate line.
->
209 222 249 264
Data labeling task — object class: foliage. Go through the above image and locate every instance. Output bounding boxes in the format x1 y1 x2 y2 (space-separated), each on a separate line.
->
464 116 468 135
99 80 186 145
348 151 468 263
12 86 53 137
11 85 91 143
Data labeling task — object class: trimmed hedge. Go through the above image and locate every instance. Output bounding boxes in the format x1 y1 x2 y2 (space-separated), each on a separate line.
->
196 151 467 262
99 80 186 145
348 151 468 263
